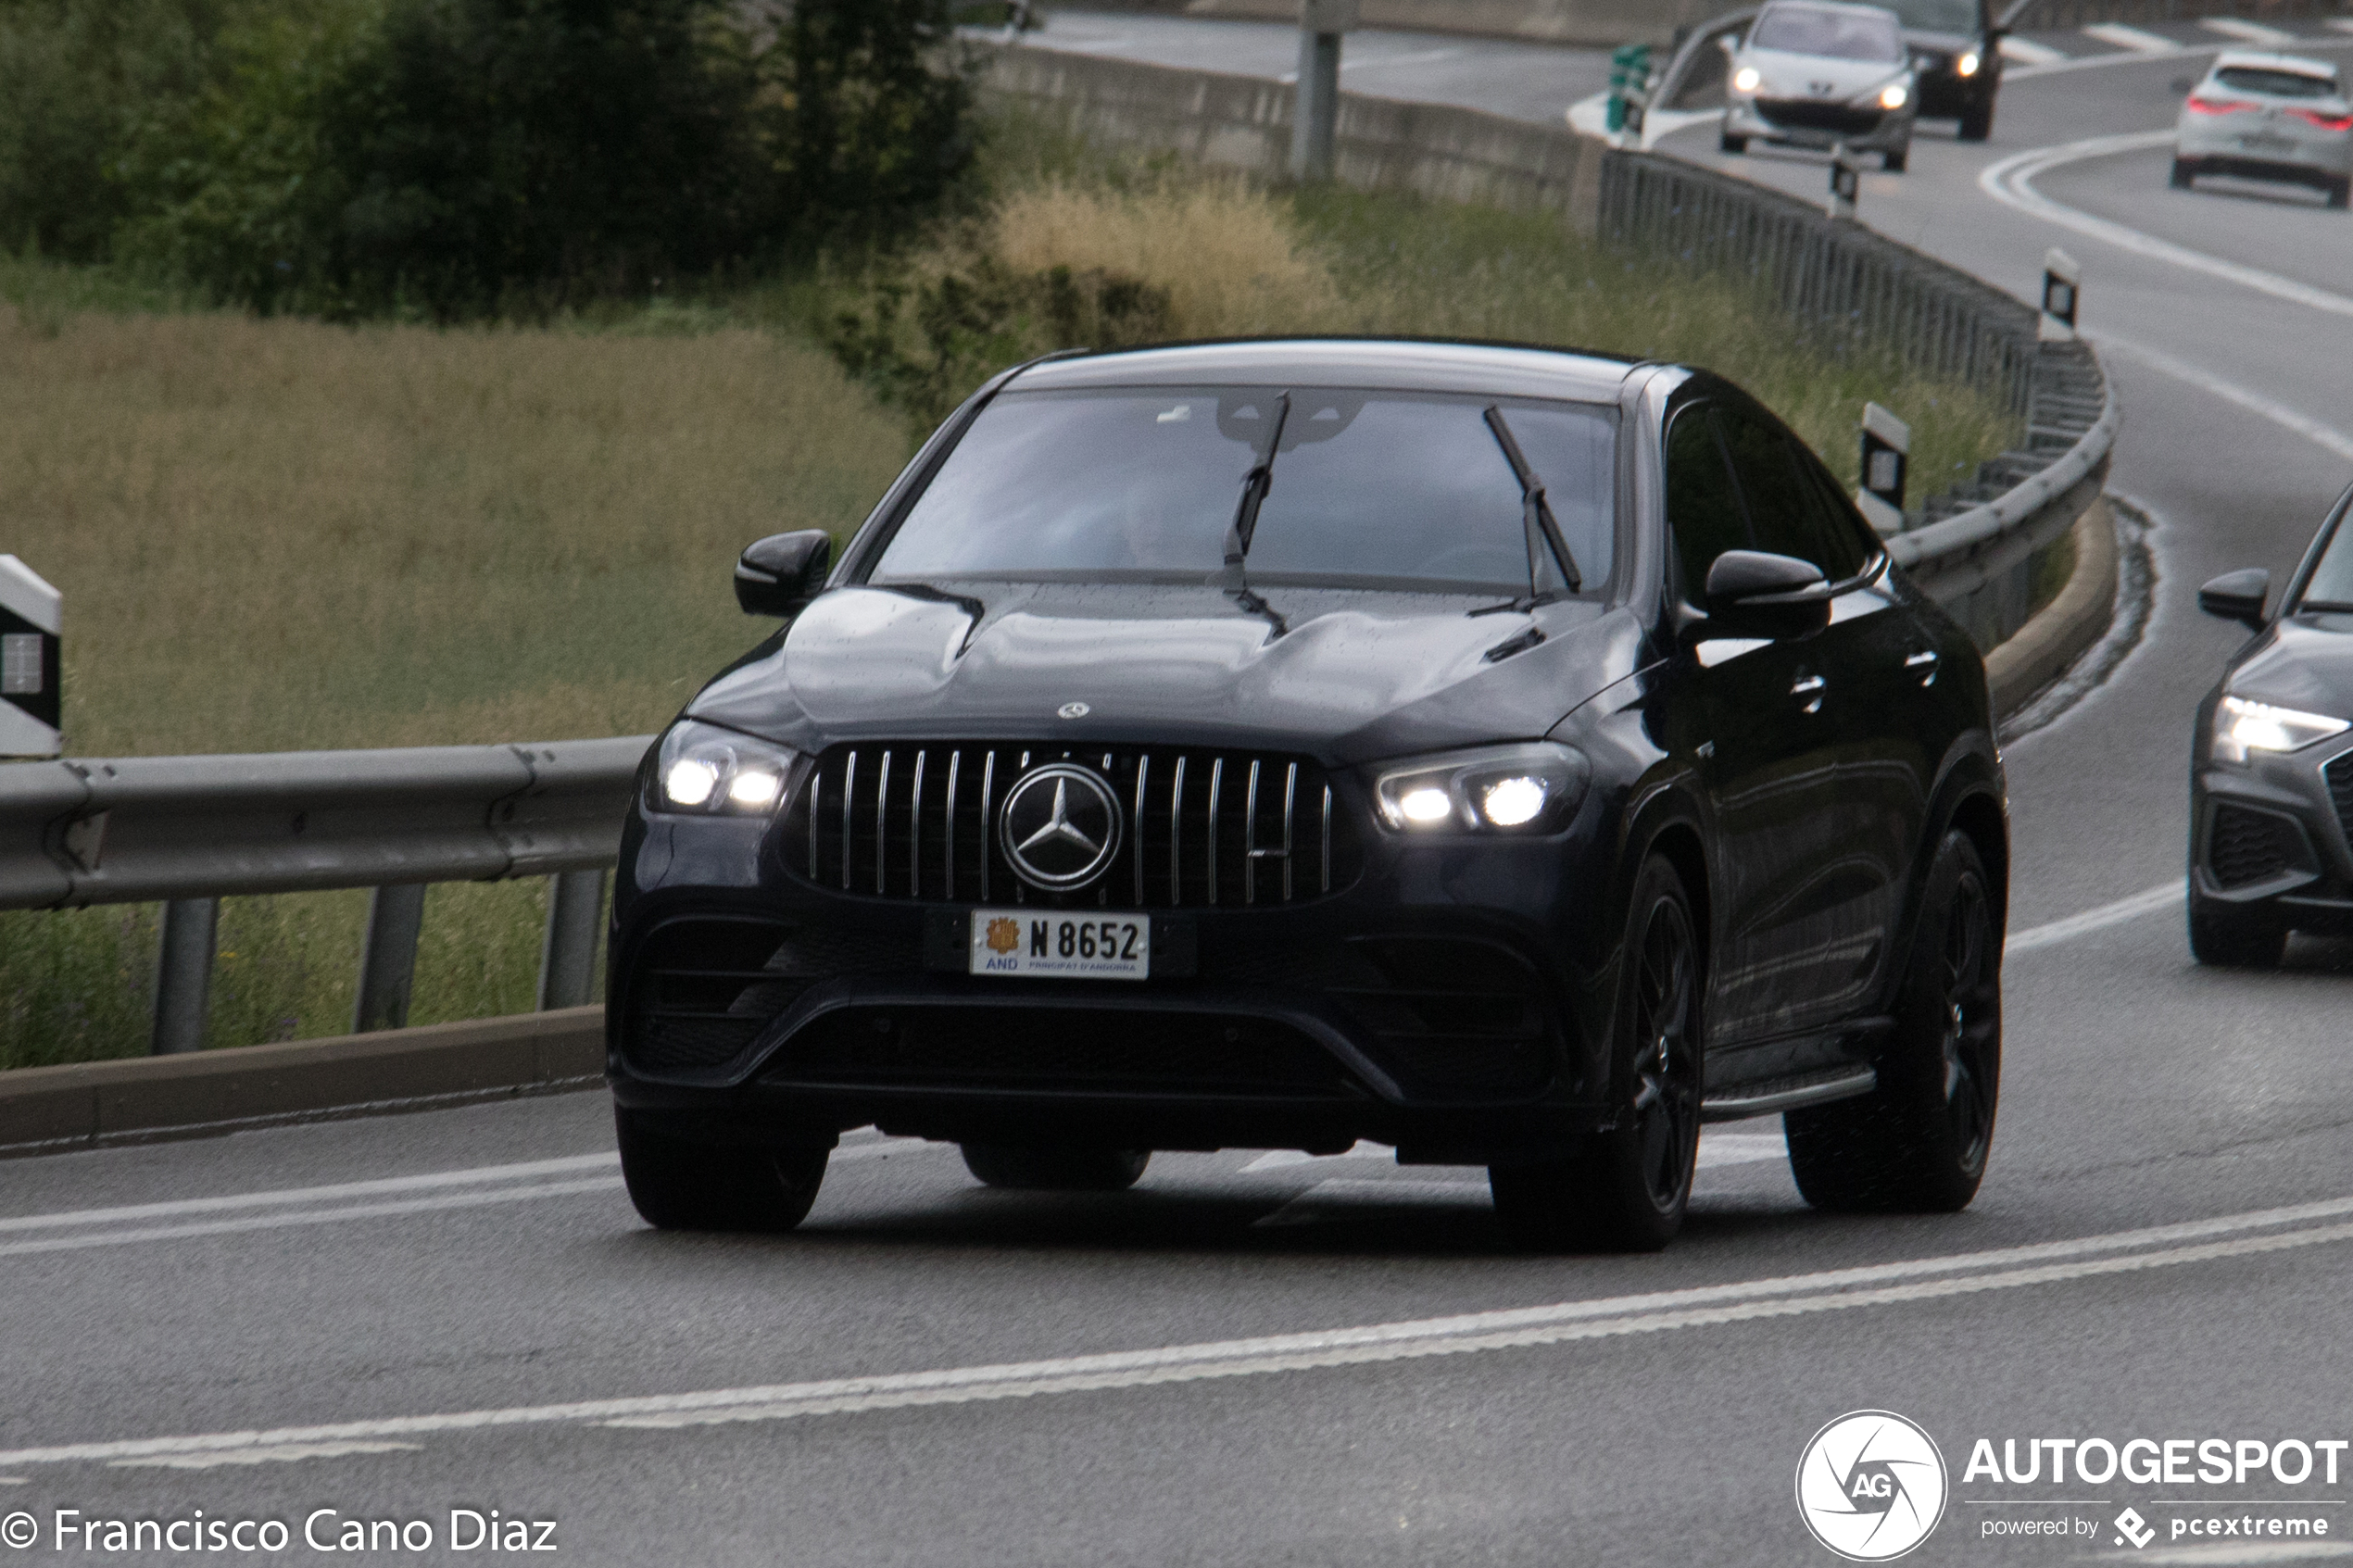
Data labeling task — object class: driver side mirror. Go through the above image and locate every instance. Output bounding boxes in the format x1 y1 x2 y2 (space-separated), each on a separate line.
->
2197 568 2269 631
735 531 833 618
1702 549 1832 639
1718 31 1738 56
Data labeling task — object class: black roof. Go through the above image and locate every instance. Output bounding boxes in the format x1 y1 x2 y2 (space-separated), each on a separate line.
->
1013 337 1644 405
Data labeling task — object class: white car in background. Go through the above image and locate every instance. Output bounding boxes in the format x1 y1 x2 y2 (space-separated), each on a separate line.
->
1721 0 1919 171
2173 50 2353 208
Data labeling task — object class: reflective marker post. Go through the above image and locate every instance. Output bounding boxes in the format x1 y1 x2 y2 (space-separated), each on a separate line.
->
2041 247 2081 342
1829 144 1861 221
1290 0 1358 182
1856 402 1911 536
0 555 60 759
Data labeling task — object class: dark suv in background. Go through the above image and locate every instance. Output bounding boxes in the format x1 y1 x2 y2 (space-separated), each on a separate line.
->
1884 0 2007 140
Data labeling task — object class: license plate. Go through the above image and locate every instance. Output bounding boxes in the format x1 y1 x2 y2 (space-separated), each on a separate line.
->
969 910 1150 980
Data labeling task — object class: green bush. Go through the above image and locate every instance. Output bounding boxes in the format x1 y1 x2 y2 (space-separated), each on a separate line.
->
0 0 976 317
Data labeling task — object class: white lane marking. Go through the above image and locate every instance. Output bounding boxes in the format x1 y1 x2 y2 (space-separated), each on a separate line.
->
10 1195 2352 1468
0 1153 620 1236
1279 44 1466 83
1239 1141 1391 1172
2082 23 2181 55
2334 20 2353 38
115 1441 422 1472
2094 331 2353 463
2199 19 2297 46
2007 882 2183 956
1982 132 2353 320
1998 36 2070 67
0 1178 625 1261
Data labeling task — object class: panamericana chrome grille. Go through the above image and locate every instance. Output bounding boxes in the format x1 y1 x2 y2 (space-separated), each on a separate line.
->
782 743 1363 909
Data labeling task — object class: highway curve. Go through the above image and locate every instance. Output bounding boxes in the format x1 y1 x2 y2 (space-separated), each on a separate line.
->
2 15 2349 1566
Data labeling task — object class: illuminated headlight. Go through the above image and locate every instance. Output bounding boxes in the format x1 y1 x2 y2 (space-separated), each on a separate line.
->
2212 696 2350 764
1733 66 1762 94
1372 742 1591 834
651 719 800 815
1957 50 1981 77
1880 83 1909 110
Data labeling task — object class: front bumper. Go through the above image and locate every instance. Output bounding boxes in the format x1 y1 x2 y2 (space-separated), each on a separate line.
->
608 794 1626 1164
1727 97 1912 153
2191 734 2353 935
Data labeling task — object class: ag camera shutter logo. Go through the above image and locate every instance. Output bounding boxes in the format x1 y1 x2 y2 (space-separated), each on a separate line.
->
1796 1410 1949 1561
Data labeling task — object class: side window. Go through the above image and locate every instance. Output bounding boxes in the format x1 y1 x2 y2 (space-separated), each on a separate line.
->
1665 406 1748 600
1714 400 1816 566
1790 445 1877 583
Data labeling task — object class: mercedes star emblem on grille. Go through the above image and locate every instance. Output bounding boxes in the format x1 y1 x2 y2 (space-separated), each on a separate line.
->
1000 764 1122 890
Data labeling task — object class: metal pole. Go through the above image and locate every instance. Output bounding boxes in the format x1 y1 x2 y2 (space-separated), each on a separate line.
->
535 868 606 1011
151 897 218 1055
353 882 427 1033
1290 29 1340 181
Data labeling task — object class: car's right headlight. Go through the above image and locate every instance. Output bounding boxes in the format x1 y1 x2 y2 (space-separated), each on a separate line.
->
1733 66 1763 94
649 719 801 815
2211 696 2349 764
1371 742 1592 834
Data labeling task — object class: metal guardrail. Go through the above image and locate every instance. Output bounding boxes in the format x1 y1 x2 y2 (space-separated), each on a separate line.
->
1597 151 2115 651
0 736 648 1053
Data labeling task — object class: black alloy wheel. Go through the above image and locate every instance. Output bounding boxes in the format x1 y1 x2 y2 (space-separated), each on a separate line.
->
616 1110 829 1232
962 1145 1151 1191
1490 855 1703 1253
2188 890 2287 969
1787 829 2001 1212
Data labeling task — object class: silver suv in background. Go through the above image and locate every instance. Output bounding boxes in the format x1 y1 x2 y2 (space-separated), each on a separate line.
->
1722 0 1919 171
2173 50 2353 208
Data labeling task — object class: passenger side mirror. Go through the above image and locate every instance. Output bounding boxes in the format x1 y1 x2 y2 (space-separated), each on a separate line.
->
1703 549 1832 639
1718 32 1738 56
735 531 833 618
2197 568 2269 631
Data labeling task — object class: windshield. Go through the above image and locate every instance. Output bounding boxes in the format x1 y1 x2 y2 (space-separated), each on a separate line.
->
1871 0 1979 31
2302 514 2353 610
872 386 1616 593
2212 66 2339 99
1751 4 1905 61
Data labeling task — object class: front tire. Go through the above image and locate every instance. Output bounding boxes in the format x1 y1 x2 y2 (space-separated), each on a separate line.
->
1882 144 1908 173
2328 177 2350 210
1489 855 1703 1253
1957 101 1994 142
2170 157 2196 189
1786 829 2001 1213
1720 131 1748 154
2188 892 2286 968
616 1110 828 1232
962 1145 1150 1191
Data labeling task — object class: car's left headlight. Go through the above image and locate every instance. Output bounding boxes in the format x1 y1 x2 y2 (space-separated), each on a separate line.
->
1733 66 1763 94
649 719 801 815
1957 49 1982 78
1371 742 1592 834
2212 695 2349 764
1879 82 1909 110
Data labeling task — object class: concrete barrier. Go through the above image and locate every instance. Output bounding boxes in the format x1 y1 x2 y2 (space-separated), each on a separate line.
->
0 1007 604 1157
983 47 1606 228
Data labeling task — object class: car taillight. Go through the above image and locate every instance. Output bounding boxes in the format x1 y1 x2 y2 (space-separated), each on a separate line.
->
2289 107 2353 131
2186 95 2256 115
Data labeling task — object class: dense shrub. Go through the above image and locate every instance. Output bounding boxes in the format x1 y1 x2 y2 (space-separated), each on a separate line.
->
0 0 975 317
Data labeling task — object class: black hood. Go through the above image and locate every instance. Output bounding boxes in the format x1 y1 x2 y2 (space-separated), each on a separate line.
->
686 582 1642 766
2229 613 2353 716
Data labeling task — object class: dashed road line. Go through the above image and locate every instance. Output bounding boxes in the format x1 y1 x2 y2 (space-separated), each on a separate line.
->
2007 883 2183 956
2200 18 2298 46
1999 36 2070 67
2083 22 2183 54
8 1194 2353 1470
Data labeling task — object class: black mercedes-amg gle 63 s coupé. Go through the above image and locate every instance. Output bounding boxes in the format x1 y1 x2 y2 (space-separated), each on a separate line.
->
2189 482 2353 967
609 338 2008 1251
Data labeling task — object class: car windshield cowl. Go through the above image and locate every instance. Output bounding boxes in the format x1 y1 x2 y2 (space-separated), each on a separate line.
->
867 384 1617 597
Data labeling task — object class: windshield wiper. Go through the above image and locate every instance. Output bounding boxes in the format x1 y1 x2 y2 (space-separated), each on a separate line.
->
1482 405 1582 607
1210 390 1292 635
2299 599 2353 613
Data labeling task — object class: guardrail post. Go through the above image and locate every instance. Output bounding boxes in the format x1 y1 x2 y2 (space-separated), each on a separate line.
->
1829 144 1860 222
2041 247 2081 342
536 869 606 1011
354 883 427 1033
1290 0 1356 182
151 897 218 1054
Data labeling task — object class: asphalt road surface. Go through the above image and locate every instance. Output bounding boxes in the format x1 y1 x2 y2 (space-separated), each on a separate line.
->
6 16 2353 1567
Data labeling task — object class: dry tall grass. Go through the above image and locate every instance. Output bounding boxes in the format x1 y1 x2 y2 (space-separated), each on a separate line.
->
0 309 912 757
